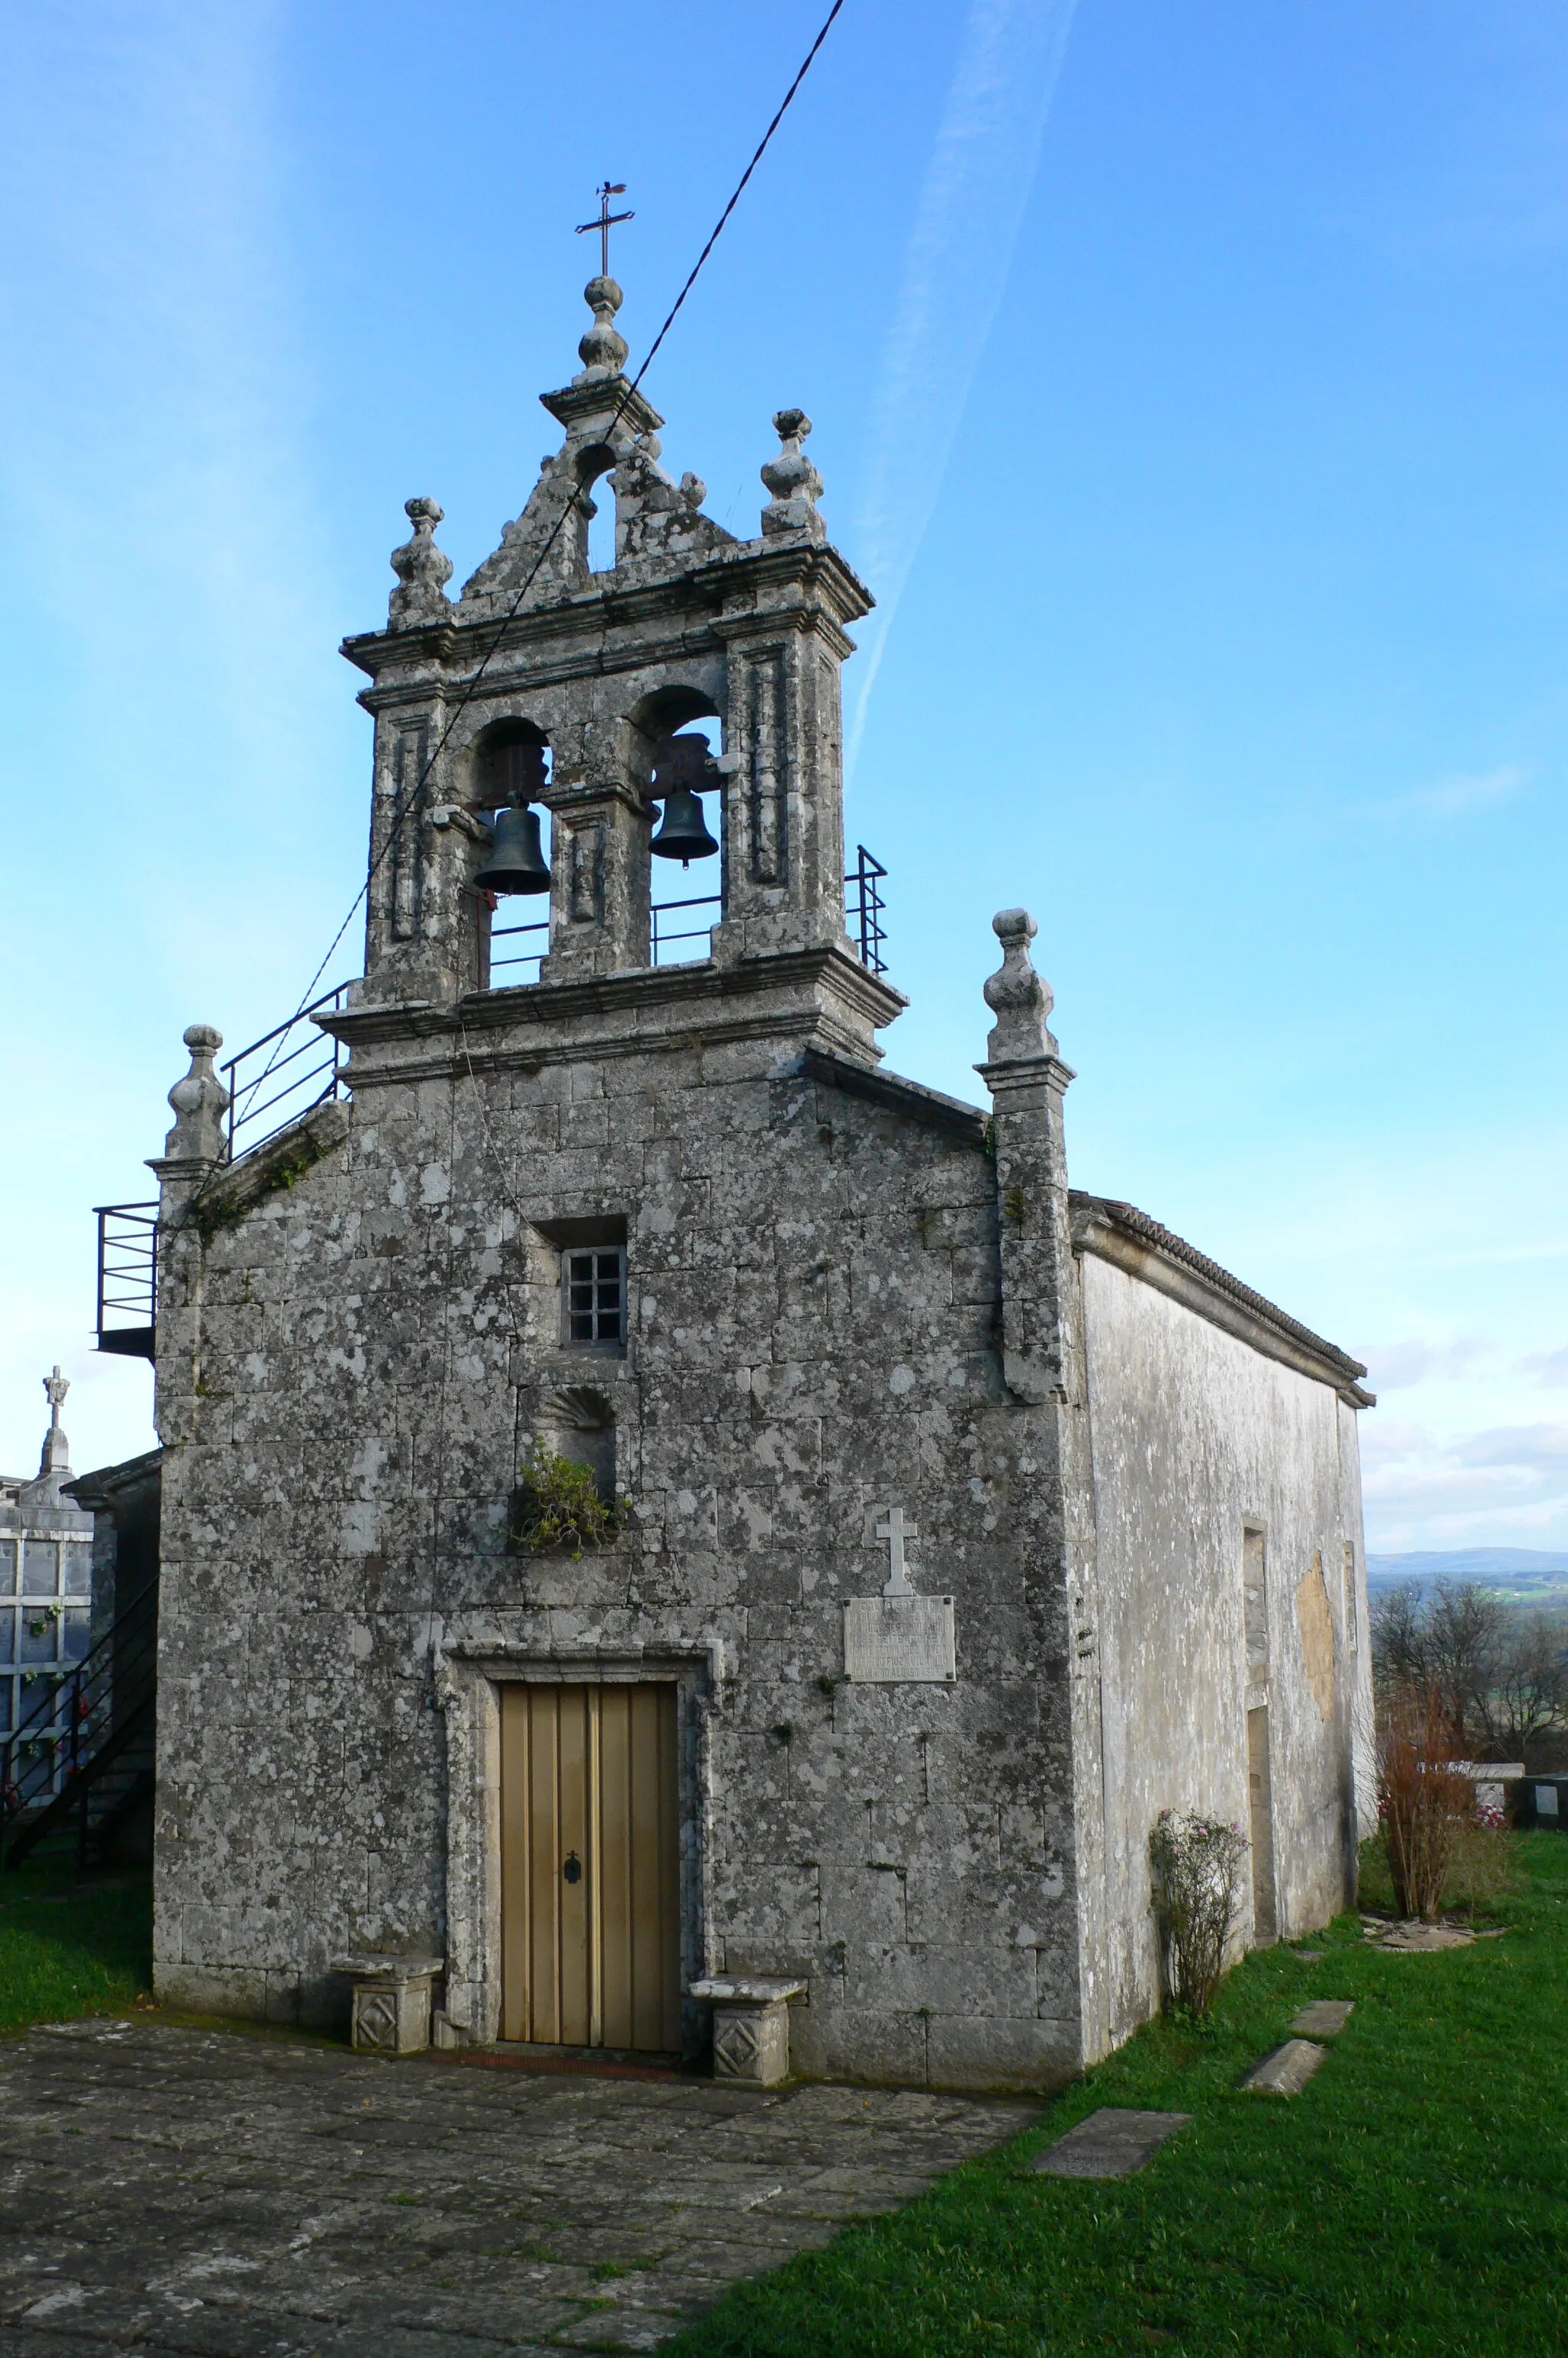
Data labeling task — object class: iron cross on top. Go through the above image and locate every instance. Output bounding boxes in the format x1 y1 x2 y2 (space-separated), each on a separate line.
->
577 182 634 277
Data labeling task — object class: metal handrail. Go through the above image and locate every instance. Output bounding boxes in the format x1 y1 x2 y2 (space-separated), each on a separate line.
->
846 845 888 975
490 914 550 983
652 892 722 965
93 1202 159 1352
222 984 351 1161
0 1573 159 1829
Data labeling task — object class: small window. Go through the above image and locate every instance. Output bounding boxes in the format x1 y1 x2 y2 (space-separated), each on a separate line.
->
563 1248 626 1346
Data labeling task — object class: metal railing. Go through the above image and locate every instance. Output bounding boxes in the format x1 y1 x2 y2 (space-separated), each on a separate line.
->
846 845 888 976
1 1573 158 1852
94 1202 159 1359
652 893 723 965
489 913 550 985
223 984 351 1162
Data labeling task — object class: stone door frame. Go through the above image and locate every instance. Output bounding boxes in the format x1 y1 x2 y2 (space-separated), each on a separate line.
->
434 1641 720 2050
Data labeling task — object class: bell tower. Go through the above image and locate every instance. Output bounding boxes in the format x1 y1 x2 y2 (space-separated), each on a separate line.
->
338 272 901 1059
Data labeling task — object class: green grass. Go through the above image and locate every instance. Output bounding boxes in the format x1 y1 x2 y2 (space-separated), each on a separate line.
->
668 1835 1568 2358
0 1864 152 2031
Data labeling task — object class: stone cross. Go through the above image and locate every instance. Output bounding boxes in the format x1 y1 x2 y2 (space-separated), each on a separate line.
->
43 1367 68 1424
576 182 634 278
876 1507 918 1597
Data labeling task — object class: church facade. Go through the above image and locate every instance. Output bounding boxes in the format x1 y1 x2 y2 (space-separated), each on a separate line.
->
145 273 1374 2088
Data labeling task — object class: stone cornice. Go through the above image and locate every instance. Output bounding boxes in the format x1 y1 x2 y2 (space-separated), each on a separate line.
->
975 1053 1078 1099
322 945 906 1066
537 377 664 440
1070 1192 1375 1409
340 536 871 691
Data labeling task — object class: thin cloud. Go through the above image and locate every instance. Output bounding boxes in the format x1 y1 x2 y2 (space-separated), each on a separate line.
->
1382 763 1526 820
1361 1338 1491 1392
1361 1416 1568 1550
1524 1345 1568 1388
844 0 1079 775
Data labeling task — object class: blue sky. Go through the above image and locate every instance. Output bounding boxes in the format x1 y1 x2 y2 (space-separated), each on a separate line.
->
2 0 1566 1550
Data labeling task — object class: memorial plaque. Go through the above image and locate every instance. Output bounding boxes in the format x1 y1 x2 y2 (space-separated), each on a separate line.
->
843 1595 956 1684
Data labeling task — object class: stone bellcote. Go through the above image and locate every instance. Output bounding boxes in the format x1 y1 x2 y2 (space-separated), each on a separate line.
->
339 274 891 1049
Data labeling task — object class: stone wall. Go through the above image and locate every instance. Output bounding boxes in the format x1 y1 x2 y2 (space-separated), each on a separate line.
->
151 1024 1090 2091
1076 1248 1374 2050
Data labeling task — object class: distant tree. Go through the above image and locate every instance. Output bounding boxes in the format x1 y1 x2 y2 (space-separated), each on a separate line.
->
1370 1579 1568 1765
1477 1613 1568 1758
1423 1579 1507 1740
1370 1581 1428 1689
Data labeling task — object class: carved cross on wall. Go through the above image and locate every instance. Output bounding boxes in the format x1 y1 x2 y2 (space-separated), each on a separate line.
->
576 182 635 278
876 1507 918 1598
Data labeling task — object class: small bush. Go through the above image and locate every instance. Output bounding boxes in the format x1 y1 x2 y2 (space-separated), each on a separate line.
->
508 1452 619 1557
1378 1682 1472 1919
1149 1808 1249 2021
1361 1814 1522 1919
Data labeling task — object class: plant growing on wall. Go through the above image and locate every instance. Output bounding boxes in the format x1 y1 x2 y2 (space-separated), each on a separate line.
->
508 1451 619 1558
1377 1682 1473 1920
1149 1809 1249 2020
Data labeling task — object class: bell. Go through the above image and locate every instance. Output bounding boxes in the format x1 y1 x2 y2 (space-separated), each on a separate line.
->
475 802 551 895
649 734 720 867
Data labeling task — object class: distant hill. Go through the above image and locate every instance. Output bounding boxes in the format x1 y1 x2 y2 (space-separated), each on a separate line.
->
1367 1548 1568 1604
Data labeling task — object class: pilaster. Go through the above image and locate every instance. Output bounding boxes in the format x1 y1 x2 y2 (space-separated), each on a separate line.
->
539 777 652 980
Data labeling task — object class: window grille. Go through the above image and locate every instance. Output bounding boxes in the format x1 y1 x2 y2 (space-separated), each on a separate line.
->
563 1249 626 1346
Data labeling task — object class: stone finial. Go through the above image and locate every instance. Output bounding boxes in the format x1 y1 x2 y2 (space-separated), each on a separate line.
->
761 409 825 541
38 1367 70 1479
982 910 1057 1062
163 1024 230 1163
576 275 629 383
388 498 454 629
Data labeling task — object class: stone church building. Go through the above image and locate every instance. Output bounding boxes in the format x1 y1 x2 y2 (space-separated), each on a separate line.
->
142 272 1374 2088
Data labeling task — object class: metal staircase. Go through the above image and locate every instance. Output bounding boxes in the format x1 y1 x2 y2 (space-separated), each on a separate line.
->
1 1574 158 1869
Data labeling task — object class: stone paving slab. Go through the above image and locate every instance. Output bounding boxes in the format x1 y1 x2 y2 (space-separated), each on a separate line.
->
1031 2108 1192 2180
1240 2039 1326 2097
1289 2000 1354 2039
0 2020 1039 2355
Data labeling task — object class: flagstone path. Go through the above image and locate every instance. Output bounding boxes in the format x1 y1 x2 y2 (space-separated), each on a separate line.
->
0 2018 1039 2356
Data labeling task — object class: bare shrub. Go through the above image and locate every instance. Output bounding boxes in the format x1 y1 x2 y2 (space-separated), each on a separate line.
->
1149 1809 1249 2020
1378 1683 1472 1920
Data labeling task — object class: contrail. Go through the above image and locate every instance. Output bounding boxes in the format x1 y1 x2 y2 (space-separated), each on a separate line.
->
845 0 1080 775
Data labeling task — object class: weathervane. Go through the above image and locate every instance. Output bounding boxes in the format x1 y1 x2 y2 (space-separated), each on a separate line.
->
576 182 634 278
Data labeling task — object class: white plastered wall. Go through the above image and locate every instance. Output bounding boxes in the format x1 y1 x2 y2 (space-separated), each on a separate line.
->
1079 1252 1371 2052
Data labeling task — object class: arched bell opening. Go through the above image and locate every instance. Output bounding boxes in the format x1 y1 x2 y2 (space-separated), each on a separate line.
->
626 685 725 967
466 717 553 987
577 444 619 577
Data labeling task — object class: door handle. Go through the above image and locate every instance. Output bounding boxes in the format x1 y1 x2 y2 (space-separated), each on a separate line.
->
563 1850 582 1885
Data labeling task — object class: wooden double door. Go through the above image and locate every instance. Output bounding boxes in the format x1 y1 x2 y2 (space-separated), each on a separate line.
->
499 1681 682 2053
